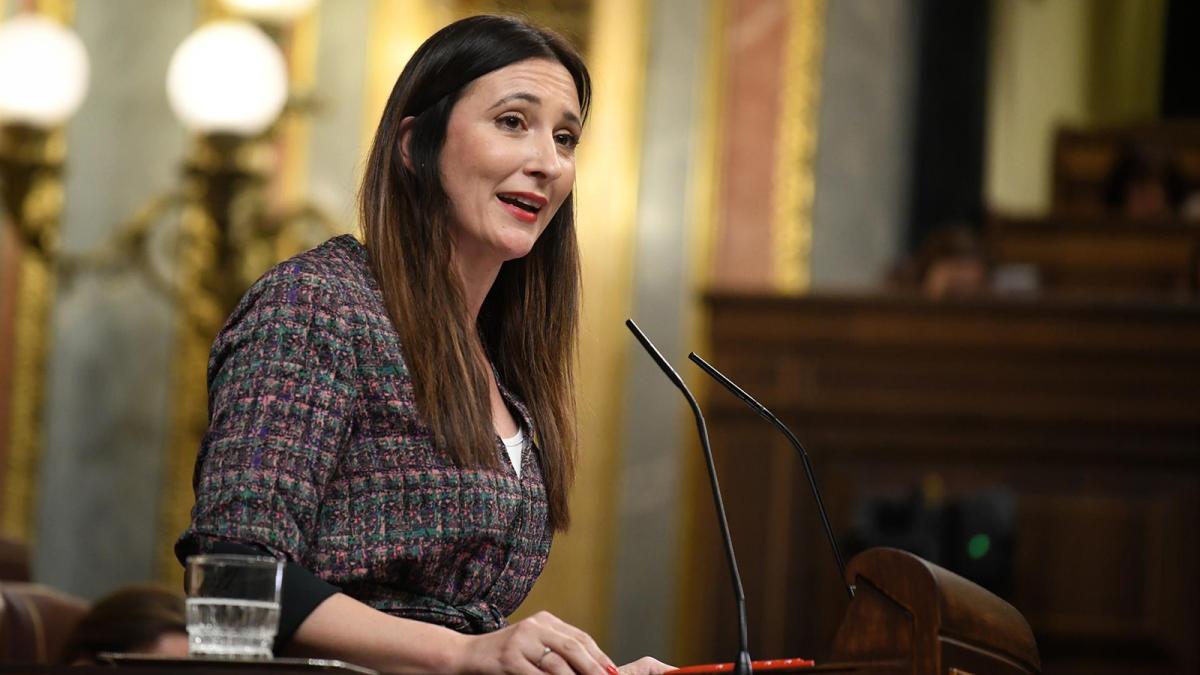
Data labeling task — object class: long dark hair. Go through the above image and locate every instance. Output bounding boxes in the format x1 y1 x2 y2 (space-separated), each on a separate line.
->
358 15 590 530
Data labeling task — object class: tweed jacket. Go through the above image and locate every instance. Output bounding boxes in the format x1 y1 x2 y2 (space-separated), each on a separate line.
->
177 235 553 633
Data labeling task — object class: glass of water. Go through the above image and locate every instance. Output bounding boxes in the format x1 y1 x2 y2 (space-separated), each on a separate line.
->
185 554 283 659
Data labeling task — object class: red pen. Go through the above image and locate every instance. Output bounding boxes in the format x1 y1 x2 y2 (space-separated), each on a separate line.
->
666 657 816 674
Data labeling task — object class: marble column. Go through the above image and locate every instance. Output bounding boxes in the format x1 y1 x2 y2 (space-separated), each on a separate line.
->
610 0 710 663
808 0 917 288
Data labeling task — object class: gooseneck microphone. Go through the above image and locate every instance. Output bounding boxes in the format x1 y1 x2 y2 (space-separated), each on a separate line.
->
625 320 752 675
688 352 855 600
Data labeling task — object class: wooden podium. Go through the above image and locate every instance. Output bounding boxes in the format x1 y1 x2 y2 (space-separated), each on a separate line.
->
808 547 1040 674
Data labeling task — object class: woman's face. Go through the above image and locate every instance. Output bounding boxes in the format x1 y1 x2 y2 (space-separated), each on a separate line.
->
437 57 582 269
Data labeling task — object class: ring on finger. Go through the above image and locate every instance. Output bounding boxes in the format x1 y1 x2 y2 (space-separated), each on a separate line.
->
536 646 553 668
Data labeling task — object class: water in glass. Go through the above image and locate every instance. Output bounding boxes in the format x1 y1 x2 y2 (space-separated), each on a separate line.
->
186 597 280 658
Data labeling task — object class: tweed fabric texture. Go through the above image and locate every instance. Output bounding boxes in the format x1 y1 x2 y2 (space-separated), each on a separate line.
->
177 235 552 633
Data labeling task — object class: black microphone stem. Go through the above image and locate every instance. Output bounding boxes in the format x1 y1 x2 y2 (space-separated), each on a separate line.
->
625 320 752 675
688 352 855 600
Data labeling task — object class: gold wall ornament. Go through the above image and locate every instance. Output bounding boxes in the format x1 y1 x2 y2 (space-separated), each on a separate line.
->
771 0 826 294
0 126 65 260
0 0 77 536
1 251 52 539
0 125 66 538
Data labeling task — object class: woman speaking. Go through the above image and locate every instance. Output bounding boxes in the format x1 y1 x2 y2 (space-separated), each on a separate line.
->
177 15 668 675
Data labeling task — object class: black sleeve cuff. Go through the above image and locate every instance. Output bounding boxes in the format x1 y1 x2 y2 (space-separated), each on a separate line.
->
178 540 340 653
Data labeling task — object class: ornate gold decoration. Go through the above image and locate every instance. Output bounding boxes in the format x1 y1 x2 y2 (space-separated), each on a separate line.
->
0 0 75 538
771 0 826 293
0 125 66 539
0 127 65 259
2 253 51 538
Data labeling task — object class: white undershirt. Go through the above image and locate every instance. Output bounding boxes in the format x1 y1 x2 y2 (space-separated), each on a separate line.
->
500 428 525 477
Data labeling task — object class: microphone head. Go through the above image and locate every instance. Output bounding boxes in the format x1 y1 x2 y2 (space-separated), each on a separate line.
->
625 319 687 390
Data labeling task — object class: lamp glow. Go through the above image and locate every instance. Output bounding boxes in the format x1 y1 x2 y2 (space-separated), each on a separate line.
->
166 20 288 136
0 14 89 127
221 0 318 23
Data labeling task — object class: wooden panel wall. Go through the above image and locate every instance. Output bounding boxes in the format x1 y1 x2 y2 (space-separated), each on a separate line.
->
684 293 1200 675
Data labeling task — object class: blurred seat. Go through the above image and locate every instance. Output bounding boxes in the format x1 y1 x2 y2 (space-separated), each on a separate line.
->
1053 122 1200 216
0 583 88 664
987 213 1200 297
0 538 30 582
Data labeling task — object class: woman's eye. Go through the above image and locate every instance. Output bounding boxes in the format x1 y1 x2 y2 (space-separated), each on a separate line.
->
555 132 580 149
497 114 524 131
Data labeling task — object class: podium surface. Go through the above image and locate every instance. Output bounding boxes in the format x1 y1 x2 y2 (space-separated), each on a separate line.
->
826 548 1039 675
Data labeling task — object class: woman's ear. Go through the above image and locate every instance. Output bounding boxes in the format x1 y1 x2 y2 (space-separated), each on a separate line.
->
398 116 417 171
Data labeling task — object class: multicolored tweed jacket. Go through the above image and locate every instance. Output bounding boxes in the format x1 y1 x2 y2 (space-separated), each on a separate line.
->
177 235 553 633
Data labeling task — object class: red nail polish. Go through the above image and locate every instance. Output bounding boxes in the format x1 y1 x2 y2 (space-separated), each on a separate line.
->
606 665 619 675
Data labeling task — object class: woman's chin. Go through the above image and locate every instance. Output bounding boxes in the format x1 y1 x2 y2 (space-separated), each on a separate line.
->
499 240 539 262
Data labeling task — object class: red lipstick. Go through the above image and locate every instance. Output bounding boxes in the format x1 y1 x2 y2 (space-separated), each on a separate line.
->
496 192 547 224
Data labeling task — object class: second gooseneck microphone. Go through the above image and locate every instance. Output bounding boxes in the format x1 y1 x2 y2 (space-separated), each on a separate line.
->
688 352 855 600
625 320 753 675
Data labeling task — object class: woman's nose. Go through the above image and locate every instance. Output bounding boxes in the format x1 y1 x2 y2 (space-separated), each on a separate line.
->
524 134 565 181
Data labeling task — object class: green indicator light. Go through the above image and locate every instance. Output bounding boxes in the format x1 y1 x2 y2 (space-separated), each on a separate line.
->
967 533 991 560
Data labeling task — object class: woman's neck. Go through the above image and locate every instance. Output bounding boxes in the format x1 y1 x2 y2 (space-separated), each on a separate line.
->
453 251 502 324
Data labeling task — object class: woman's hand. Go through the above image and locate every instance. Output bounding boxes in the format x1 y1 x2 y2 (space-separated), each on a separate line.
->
617 657 674 675
457 611 619 675
291 594 667 675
